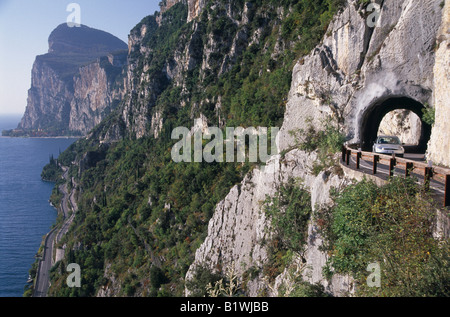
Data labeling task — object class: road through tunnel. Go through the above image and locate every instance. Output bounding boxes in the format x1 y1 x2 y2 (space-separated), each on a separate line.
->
360 96 432 153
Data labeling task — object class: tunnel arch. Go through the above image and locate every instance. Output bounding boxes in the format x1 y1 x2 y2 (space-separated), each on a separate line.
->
360 96 432 153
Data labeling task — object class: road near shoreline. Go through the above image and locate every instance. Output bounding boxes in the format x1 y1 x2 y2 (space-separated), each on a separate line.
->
33 166 76 297
33 228 57 297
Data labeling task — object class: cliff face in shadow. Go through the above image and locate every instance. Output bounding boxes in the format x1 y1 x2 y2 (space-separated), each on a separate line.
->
17 24 127 136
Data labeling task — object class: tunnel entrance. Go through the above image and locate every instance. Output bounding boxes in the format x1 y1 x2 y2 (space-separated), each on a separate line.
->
360 96 431 153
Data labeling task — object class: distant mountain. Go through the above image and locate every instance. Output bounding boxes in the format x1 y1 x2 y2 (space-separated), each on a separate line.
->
48 23 127 55
14 24 128 136
39 24 128 81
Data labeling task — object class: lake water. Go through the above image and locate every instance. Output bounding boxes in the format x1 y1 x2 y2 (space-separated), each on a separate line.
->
0 115 76 297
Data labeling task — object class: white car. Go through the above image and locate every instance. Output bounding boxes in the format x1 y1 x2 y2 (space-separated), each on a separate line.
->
372 136 405 157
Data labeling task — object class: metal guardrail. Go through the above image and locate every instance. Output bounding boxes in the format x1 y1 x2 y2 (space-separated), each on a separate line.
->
341 145 450 207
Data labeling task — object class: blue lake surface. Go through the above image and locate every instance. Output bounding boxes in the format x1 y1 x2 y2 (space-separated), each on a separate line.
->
0 115 77 297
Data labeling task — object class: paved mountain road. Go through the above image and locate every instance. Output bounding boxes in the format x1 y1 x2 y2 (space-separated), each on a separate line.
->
34 166 75 297
348 153 446 200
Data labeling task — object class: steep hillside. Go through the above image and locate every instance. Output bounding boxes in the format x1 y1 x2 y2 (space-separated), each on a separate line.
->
40 0 345 297
188 0 449 297
35 0 449 298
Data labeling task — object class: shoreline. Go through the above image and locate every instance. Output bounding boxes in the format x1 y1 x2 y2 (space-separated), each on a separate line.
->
0 134 76 297
33 166 75 297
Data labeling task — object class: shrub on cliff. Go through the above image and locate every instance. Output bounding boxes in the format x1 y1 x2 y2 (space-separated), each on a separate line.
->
317 177 450 297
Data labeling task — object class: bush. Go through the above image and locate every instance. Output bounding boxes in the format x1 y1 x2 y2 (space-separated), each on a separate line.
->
318 176 450 297
41 155 62 182
422 106 435 126
289 282 330 297
290 116 346 175
150 266 168 290
185 265 222 297
264 178 312 254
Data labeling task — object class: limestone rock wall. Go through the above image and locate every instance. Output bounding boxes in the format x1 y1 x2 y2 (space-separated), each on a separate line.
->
186 0 448 297
159 0 204 22
378 110 422 145
70 53 127 134
118 0 280 141
428 0 450 167
19 60 73 132
278 0 444 153
186 150 353 296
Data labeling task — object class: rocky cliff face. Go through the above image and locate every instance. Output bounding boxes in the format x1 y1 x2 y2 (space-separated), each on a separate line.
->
186 150 354 296
186 0 449 296
18 24 128 135
158 0 204 23
278 0 445 153
19 59 74 133
46 0 449 298
69 53 127 134
428 0 450 167
105 0 284 141
378 109 422 145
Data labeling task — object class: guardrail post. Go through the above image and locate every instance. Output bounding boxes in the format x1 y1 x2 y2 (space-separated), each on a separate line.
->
405 162 413 177
424 167 433 191
356 151 361 169
346 149 351 166
373 155 379 175
342 145 346 163
445 174 449 207
389 158 396 178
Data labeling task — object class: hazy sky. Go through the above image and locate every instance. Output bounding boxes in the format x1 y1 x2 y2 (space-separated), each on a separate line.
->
0 0 160 115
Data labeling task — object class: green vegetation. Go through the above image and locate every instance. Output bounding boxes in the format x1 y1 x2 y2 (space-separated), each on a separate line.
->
38 0 449 298
206 264 242 297
215 0 346 128
261 178 330 296
185 265 223 297
316 177 449 296
264 178 312 254
47 135 248 296
289 116 346 175
422 105 436 126
41 155 62 182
